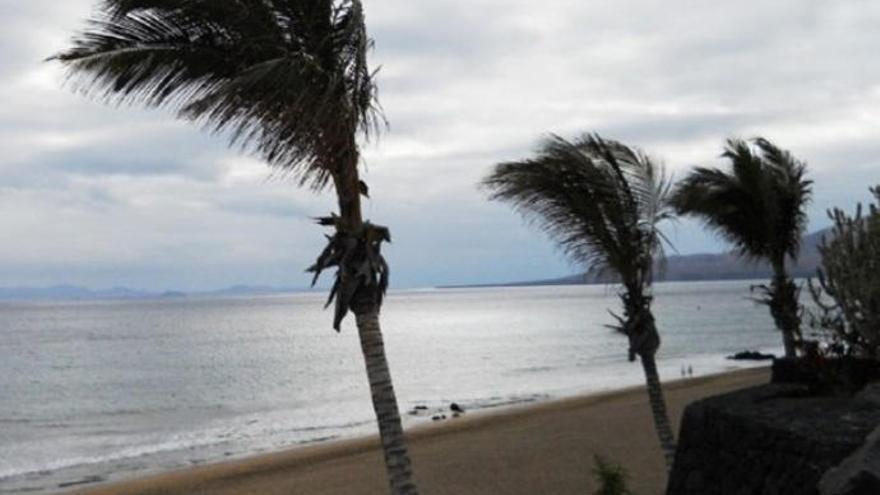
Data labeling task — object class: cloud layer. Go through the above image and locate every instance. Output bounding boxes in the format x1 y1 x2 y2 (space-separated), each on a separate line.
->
0 0 878 290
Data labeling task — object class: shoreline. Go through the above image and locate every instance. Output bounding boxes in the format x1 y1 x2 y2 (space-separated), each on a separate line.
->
62 367 770 495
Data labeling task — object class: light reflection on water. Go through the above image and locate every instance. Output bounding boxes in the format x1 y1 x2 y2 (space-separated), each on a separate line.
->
0 281 781 493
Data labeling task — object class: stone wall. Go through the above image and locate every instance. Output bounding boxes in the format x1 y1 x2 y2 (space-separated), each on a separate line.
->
666 383 880 495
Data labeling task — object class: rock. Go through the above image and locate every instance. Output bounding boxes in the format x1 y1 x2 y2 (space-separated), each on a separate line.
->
450 403 464 413
666 383 880 495
414 405 428 410
819 425 880 495
727 350 775 361
857 383 880 406
431 415 442 421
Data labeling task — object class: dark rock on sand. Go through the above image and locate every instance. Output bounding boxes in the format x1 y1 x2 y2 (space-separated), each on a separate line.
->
450 403 464 413
58 476 105 488
726 350 775 361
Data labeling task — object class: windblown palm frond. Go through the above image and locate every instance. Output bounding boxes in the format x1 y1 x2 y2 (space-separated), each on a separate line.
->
670 137 811 264
482 133 674 288
671 137 812 358
51 0 383 190
55 4 420 492
483 133 679 466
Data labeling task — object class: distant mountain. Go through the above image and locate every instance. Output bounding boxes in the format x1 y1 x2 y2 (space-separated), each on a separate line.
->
0 285 154 301
1 230 833 299
204 285 299 297
0 284 306 302
461 228 829 288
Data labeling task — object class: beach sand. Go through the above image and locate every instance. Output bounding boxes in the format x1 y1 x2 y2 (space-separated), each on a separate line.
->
69 367 769 495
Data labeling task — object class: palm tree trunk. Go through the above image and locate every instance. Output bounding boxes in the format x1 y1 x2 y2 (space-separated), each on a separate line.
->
355 308 419 495
639 352 677 469
333 147 418 494
781 321 797 358
771 260 800 358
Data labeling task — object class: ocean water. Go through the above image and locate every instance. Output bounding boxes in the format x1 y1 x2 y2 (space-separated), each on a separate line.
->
0 281 782 493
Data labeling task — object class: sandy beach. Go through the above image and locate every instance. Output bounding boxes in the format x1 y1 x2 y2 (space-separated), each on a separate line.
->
64 367 769 495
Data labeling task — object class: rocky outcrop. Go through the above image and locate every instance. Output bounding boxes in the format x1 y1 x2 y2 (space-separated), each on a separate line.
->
819 425 880 495
666 383 880 495
727 350 775 361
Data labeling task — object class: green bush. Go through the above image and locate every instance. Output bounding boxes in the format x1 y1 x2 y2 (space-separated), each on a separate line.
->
592 455 634 495
807 186 880 359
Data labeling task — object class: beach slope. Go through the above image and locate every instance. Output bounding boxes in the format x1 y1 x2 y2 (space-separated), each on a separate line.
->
72 367 768 495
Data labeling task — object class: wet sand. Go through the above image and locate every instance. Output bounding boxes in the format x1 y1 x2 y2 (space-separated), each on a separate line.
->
69 367 769 495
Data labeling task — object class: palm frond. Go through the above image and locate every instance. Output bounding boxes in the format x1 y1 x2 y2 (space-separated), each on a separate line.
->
671 137 812 264
482 133 673 288
51 0 383 190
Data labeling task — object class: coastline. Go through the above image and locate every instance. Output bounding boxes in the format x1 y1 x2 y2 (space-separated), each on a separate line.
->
64 367 770 495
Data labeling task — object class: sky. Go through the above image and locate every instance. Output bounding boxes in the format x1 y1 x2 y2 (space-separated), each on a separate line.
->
0 0 878 291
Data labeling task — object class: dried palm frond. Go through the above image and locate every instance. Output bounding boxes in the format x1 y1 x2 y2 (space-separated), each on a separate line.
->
307 218 390 330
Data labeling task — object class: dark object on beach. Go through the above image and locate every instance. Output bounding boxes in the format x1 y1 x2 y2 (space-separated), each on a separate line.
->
431 415 441 421
727 350 775 361
58 476 105 489
450 403 464 413
414 405 428 410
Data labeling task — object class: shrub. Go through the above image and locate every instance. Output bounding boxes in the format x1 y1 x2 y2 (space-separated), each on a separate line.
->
592 455 634 495
807 186 880 359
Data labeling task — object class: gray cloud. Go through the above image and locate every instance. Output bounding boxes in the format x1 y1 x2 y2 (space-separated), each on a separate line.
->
0 0 878 290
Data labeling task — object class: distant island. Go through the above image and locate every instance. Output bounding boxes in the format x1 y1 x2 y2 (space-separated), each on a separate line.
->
0 230 829 300
442 229 827 288
0 284 307 302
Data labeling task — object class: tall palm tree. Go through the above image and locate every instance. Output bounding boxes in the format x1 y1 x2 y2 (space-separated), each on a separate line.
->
52 2 418 493
670 138 812 358
482 133 678 467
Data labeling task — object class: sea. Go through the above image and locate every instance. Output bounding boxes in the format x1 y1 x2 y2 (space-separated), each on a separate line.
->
0 281 783 494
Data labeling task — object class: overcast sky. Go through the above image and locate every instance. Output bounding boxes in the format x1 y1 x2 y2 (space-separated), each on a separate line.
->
0 0 878 290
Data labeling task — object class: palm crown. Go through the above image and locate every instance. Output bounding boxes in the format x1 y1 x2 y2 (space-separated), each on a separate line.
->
53 3 419 492
670 137 812 266
483 133 679 466
483 133 674 290
52 0 382 190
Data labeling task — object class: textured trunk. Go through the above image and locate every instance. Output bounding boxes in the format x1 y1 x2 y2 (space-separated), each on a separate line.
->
621 286 676 469
781 322 797 358
355 309 419 495
640 352 677 469
771 259 800 358
332 144 418 494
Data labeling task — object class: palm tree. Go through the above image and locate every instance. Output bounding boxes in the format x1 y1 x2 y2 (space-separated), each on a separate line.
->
52 2 418 493
482 133 678 467
670 138 812 358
